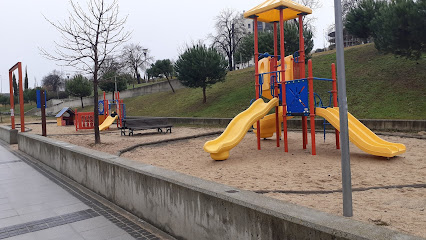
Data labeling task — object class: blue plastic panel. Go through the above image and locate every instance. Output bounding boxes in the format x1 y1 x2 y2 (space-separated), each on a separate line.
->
36 90 47 109
285 80 309 116
98 100 105 115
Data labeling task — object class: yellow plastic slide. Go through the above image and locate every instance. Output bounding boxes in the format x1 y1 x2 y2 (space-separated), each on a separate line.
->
316 108 406 158
204 98 279 160
99 115 118 131
252 106 295 138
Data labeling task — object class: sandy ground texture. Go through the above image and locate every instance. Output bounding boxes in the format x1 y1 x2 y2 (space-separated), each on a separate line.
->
18 123 426 238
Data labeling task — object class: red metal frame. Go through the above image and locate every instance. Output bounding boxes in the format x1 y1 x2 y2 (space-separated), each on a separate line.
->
273 22 280 147
8 62 25 132
298 15 308 150
308 60 316 155
254 17 261 150
331 63 340 149
279 9 288 152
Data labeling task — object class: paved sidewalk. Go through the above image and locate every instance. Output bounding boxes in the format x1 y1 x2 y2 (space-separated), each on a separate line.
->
0 142 172 240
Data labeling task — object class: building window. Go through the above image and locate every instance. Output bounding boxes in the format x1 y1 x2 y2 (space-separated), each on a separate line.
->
248 24 250 29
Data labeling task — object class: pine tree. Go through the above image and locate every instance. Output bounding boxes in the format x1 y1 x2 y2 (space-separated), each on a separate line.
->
175 44 228 103
347 0 426 59
24 66 29 90
371 0 426 59
12 73 18 96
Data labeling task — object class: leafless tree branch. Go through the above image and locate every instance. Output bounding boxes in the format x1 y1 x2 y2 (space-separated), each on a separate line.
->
209 9 245 71
40 0 131 144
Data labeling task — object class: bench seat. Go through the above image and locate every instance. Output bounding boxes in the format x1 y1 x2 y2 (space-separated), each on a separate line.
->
120 118 172 136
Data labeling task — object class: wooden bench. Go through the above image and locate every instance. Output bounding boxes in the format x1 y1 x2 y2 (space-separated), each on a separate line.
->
120 118 172 136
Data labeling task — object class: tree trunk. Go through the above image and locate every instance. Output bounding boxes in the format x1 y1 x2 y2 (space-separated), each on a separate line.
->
81 97 84 108
166 76 175 93
228 56 233 71
136 68 141 84
93 69 100 144
203 86 206 103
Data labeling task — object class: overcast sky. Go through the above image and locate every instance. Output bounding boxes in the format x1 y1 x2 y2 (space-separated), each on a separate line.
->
0 0 335 93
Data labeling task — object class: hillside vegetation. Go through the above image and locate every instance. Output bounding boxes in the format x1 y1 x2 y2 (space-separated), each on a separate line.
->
124 44 426 120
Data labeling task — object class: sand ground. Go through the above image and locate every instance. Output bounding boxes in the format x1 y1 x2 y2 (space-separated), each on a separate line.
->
12 122 426 238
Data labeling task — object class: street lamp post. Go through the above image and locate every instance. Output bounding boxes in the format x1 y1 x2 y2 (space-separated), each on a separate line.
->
142 48 148 83
66 74 70 101
334 0 353 217
114 76 117 93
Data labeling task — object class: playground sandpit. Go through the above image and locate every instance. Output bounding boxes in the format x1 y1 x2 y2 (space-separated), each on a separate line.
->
24 123 426 238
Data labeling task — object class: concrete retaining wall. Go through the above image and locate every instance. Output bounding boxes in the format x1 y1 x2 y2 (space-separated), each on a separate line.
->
136 117 426 132
0 125 18 144
17 132 421 240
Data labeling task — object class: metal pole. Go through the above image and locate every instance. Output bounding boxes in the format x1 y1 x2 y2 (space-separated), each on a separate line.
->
331 63 340 149
307 60 316 155
334 0 353 217
254 16 261 150
298 15 308 150
279 8 288 152
273 22 280 148
18 63 25 133
114 76 117 93
41 90 46 137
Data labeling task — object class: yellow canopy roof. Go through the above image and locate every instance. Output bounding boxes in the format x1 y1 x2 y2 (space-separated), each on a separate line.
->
243 0 312 22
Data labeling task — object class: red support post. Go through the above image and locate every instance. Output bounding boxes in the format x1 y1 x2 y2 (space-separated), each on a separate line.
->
254 16 261 150
279 9 288 152
298 15 308 149
308 60 316 155
273 22 280 147
331 63 340 149
18 63 25 133
8 71 15 130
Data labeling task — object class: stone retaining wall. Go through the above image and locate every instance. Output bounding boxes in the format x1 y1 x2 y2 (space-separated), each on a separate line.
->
17 132 422 240
0 125 18 144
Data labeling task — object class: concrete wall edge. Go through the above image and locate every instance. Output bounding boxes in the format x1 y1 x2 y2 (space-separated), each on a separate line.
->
16 132 423 240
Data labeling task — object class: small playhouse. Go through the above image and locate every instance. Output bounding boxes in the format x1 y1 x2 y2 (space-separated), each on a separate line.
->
55 107 75 126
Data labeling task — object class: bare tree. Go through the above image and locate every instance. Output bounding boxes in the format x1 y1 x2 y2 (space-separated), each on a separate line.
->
42 70 64 92
121 44 153 84
297 0 322 10
100 57 123 76
295 0 322 33
210 9 245 71
41 0 130 144
342 0 361 19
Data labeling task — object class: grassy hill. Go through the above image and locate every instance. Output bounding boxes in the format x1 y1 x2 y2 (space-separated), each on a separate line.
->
124 44 426 120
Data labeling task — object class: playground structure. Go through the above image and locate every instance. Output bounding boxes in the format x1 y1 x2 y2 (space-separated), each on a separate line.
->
204 0 405 160
55 107 75 126
75 91 126 131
